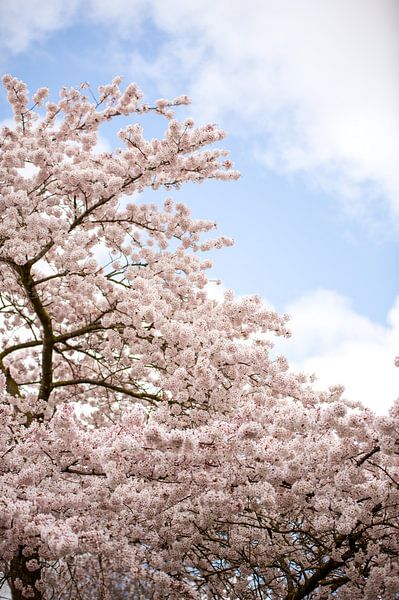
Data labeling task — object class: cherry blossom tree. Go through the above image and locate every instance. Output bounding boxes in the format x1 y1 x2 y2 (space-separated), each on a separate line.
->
0 75 398 600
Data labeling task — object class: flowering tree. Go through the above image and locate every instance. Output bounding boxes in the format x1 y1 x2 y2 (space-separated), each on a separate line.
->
0 75 398 600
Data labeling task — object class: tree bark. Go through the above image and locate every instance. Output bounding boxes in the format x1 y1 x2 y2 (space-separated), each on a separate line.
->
1 365 44 598
9 547 42 600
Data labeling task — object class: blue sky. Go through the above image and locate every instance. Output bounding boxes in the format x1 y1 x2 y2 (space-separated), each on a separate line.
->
0 0 398 412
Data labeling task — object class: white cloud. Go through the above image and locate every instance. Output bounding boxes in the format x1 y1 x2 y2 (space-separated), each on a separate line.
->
87 0 148 33
206 284 398 414
0 0 147 54
0 0 79 53
274 289 399 414
204 281 227 303
132 0 399 220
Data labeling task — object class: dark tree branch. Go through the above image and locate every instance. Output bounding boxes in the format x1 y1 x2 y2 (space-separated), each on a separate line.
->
52 378 162 404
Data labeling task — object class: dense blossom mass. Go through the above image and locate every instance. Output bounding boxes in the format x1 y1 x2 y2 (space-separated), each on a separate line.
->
0 75 398 600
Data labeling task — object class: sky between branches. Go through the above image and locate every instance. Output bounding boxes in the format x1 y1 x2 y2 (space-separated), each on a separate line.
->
0 0 398 412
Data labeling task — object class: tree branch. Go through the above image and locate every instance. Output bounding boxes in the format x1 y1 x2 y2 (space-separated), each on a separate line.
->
52 378 162 404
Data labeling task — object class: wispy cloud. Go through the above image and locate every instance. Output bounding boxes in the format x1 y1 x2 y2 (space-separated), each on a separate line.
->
144 0 399 219
0 0 79 53
0 0 145 55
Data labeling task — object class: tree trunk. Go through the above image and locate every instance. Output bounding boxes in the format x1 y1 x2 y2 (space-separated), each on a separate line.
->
2 367 44 599
9 547 43 599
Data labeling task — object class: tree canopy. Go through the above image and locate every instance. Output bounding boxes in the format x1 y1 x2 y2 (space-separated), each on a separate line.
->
0 75 398 599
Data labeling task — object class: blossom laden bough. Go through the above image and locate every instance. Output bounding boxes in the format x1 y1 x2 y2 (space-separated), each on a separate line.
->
0 75 398 599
